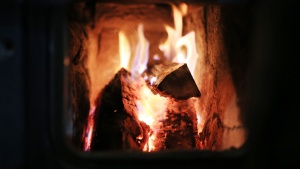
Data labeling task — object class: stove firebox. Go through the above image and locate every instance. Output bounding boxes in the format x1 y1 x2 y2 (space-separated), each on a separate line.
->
67 0 252 153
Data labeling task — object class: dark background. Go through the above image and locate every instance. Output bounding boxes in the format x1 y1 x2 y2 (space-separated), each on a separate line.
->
1 0 300 168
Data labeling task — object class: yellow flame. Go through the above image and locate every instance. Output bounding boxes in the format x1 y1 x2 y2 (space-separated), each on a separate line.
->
132 24 149 79
116 3 201 152
137 83 168 126
179 3 188 16
159 25 178 61
175 31 199 76
119 24 149 79
119 31 131 70
136 81 168 151
159 3 184 61
159 3 199 77
173 4 183 37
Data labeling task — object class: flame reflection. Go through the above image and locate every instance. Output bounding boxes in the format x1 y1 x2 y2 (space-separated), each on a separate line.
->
83 106 96 151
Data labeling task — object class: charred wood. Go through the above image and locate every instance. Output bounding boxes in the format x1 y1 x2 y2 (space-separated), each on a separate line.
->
91 68 150 151
150 63 201 100
91 67 200 151
154 98 199 150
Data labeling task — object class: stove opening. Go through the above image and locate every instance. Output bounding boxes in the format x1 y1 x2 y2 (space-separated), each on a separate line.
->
66 1 252 153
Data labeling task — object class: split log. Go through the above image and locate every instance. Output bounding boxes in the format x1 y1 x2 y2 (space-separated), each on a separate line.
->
147 63 201 150
163 98 199 150
90 65 200 151
150 63 201 100
90 68 150 151
149 93 200 151
148 63 201 150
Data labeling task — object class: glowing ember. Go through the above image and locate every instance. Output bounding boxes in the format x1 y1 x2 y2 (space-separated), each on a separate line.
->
83 106 96 151
136 80 168 151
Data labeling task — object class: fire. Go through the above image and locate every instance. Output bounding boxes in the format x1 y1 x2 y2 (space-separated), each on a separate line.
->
115 3 200 152
159 4 199 77
119 31 131 71
136 80 168 151
131 24 150 79
83 106 96 151
118 24 168 151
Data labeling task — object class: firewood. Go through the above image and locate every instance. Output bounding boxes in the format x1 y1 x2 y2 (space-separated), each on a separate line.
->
90 67 200 152
150 63 201 100
90 68 150 151
153 97 200 150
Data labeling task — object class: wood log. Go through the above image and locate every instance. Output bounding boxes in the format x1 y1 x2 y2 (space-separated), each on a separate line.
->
90 66 200 151
90 68 150 151
152 98 200 151
145 63 201 150
150 63 201 100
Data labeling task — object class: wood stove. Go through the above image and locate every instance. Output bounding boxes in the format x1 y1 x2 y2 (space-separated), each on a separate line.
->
68 0 251 153
1 0 300 168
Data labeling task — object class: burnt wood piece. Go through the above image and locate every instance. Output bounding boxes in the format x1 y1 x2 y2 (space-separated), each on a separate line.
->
155 98 199 150
90 68 150 151
150 63 201 100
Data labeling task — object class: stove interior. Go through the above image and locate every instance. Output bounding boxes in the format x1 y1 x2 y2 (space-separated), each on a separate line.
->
66 1 253 153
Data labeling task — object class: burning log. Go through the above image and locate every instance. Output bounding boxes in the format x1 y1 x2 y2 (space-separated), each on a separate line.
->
150 63 201 100
147 63 201 150
90 63 201 151
152 98 199 150
90 68 150 151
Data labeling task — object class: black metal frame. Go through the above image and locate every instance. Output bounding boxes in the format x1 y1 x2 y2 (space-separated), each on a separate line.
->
2 0 300 168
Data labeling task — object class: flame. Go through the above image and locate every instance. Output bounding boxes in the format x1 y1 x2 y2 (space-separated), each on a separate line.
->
119 31 131 71
136 80 168 151
83 106 96 151
132 24 149 80
119 24 149 79
179 3 188 16
175 31 199 76
115 3 201 152
159 3 199 77
159 4 183 61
